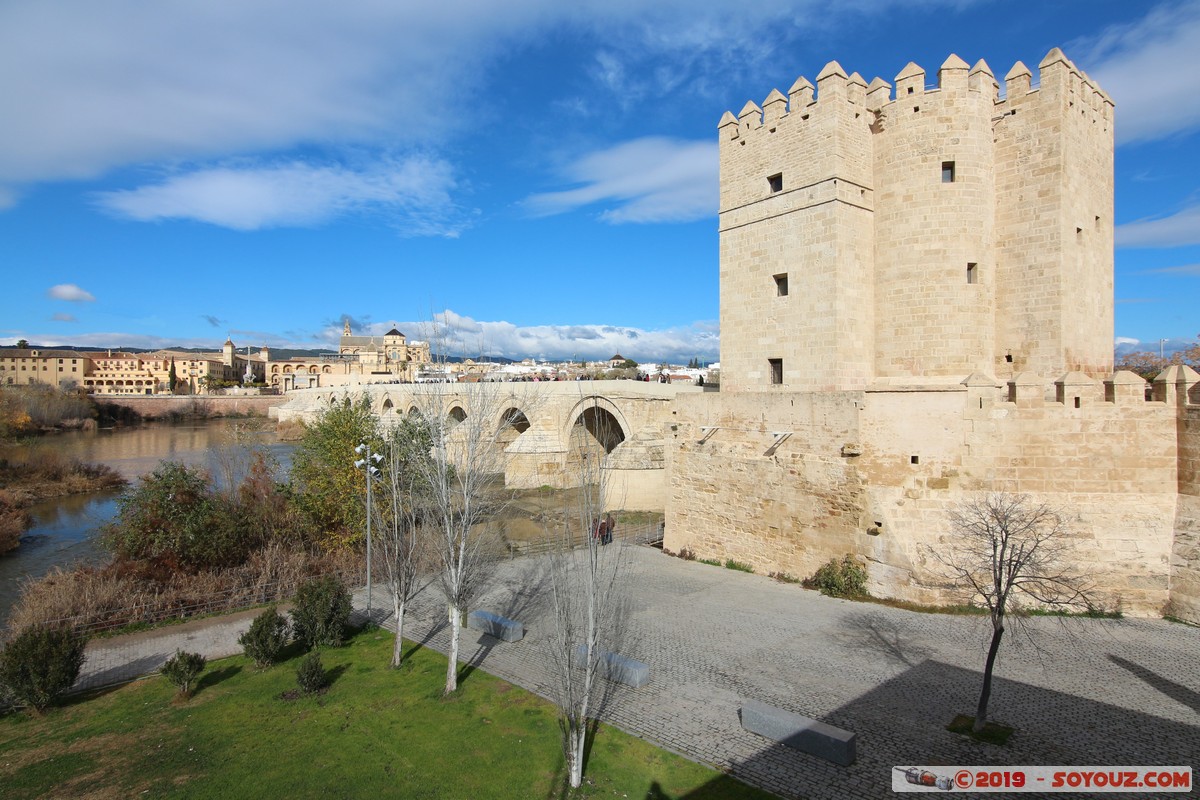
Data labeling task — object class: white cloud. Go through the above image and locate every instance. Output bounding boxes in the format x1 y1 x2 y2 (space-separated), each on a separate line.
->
0 1 970 201
1078 2 1200 144
47 283 96 302
1141 262 1200 275
1114 335 1193 357
524 137 717 223
95 157 468 234
317 309 719 362
1116 204 1200 248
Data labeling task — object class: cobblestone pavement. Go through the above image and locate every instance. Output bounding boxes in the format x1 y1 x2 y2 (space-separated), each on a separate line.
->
77 546 1200 800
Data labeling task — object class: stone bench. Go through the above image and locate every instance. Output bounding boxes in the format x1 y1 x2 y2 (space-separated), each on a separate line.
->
467 610 524 642
739 700 856 766
573 644 650 688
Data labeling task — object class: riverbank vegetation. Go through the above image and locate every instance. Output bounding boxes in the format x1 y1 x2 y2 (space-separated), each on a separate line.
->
0 451 125 555
5 402 376 632
0 386 96 438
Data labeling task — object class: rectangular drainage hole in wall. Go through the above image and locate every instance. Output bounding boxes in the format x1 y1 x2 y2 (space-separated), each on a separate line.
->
910 455 919 465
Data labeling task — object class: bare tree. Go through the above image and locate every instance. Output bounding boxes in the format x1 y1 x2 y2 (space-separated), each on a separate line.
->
409 379 526 695
543 398 631 789
373 417 434 668
938 492 1093 732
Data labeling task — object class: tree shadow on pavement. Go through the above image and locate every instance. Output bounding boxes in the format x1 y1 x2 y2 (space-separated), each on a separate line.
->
1108 653 1200 713
660 658 1200 800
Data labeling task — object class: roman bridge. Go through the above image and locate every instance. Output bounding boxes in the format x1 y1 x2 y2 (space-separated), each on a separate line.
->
273 381 702 510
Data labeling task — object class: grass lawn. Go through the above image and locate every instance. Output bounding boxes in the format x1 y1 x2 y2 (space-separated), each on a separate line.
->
0 629 772 799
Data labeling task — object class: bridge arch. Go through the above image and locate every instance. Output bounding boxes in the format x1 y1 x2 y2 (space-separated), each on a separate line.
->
564 395 629 455
495 405 531 448
380 395 394 413
447 405 467 426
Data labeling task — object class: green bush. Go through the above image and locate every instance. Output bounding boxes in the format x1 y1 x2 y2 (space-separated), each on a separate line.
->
161 650 207 696
723 559 754 573
295 652 327 694
291 576 352 650
0 625 88 713
101 461 247 571
805 554 868 598
239 606 290 668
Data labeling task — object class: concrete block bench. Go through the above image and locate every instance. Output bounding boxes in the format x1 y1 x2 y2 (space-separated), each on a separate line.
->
573 644 650 688
467 610 524 642
740 700 856 766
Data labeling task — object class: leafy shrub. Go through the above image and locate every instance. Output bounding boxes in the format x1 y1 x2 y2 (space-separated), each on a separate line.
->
295 652 327 694
161 649 207 696
291 576 352 650
804 554 868 598
239 605 291 668
723 559 754 573
289 396 383 549
0 625 88 713
102 461 247 571
698 558 722 567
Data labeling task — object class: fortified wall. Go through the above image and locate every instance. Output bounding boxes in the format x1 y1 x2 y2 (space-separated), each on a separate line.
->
665 50 1200 621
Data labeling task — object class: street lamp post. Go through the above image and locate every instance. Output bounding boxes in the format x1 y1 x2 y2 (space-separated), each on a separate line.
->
354 442 383 621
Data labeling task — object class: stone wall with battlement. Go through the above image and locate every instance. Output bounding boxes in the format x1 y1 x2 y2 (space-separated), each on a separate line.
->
665 369 1200 619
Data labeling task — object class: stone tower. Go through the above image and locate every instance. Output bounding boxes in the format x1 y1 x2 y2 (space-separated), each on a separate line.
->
718 49 1114 392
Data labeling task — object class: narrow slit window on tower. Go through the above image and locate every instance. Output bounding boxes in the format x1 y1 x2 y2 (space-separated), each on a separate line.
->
966 262 978 284
769 358 783 385
774 273 789 296
768 173 783 193
941 161 956 183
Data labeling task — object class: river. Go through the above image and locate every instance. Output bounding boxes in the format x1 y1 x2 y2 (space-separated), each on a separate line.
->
0 419 292 628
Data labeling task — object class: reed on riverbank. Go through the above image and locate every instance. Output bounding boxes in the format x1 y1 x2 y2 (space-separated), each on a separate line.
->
0 451 126 554
0 385 96 438
7 541 363 634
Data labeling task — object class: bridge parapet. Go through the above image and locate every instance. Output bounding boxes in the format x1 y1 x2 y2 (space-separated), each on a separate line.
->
272 380 690 511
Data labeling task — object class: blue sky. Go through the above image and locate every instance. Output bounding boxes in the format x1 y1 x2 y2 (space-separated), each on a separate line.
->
1 0 1197 363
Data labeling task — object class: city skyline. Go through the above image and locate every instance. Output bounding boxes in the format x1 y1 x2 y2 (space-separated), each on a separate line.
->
2 1 1198 363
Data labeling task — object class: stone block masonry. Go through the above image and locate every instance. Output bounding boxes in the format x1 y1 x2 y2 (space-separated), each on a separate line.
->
666 48 1200 622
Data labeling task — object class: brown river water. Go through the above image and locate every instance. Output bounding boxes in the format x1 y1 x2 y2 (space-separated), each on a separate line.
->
0 419 292 628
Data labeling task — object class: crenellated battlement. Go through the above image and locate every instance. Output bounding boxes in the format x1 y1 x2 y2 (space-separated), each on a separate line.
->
681 47 1200 624
720 48 1112 145
718 48 1114 394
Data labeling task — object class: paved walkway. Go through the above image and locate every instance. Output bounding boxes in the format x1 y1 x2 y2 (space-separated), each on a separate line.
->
77 546 1200 800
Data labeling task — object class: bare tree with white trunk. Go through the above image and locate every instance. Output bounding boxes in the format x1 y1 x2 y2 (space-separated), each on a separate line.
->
373 416 434 668
936 492 1094 733
543 397 632 789
409 378 528 695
